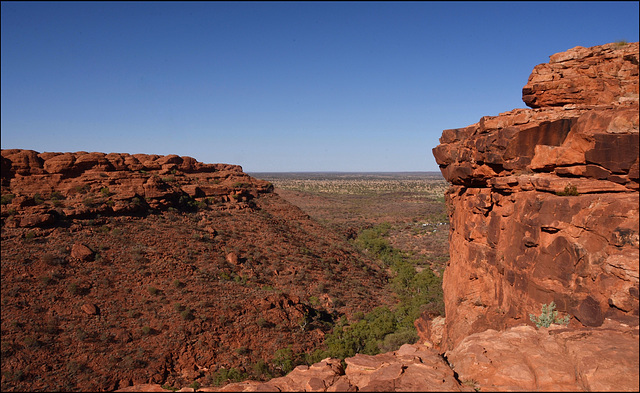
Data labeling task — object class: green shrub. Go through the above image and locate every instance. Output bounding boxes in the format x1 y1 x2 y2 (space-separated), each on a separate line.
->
1 194 15 205
172 279 184 288
232 182 252 188
181 308 194 321
355 223 395 264
235 346 249 355
252 359 272 380
317 223 445 360
323 306 397 359
378 327 419 352
272 347 300 374
33 193 45 204
529 301 570 328
74 184 90 194
67 283 79 295
66 360 85 375
209 367 247 386
23 336 39 348
614 39 628 47
50 191 64 200
82 196 97 207
556 184 579 196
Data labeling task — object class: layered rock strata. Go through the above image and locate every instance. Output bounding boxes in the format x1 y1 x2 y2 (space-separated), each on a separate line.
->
432 42 639 350
1 150 273 227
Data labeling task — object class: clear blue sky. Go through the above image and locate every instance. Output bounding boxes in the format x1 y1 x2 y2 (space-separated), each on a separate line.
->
2 1 638 172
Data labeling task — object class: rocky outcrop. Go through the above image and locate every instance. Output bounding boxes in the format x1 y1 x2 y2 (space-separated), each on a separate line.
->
116 319 639 392
523 42 639 108
115 344 472 392
1 156 393 392
446 320 639 392
1 150 274 227
433 41 639 351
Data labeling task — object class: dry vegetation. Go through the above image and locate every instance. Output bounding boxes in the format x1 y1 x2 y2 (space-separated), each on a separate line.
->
251 172 450 273
255 172 448 195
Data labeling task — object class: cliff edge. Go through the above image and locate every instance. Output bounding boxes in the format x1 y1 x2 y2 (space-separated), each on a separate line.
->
433 41 639 352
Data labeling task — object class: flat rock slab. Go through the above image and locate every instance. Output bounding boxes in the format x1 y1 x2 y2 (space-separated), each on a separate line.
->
446 321 640 392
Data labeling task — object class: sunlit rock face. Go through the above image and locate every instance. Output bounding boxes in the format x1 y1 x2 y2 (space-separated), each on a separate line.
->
433 41 639 351
1 150 274 226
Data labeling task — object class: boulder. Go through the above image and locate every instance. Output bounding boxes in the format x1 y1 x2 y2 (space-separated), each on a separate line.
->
71 243 95 262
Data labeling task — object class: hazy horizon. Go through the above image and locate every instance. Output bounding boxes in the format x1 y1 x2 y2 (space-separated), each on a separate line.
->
2 2 639 172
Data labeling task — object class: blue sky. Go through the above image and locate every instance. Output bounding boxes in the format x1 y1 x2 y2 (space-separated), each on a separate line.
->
2 1 639 172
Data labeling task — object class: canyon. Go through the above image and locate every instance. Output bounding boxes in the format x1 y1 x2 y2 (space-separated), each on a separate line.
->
2 41 639 392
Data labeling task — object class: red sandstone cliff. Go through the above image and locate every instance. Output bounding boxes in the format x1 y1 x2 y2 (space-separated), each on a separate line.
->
432 41 639 352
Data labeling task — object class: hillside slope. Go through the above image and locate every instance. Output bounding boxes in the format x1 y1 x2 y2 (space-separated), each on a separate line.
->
0 151 393 391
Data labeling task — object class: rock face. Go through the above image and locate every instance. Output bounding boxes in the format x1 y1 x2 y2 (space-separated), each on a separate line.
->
1 150 274 227
433 41 639 351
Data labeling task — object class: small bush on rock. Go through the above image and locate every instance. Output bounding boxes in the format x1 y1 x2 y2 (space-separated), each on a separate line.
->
556 184 579 196
529 301 570 328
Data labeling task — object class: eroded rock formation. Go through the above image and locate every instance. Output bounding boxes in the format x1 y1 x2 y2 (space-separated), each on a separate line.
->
1 150 274 227
432 41 639 351
1 151 393 391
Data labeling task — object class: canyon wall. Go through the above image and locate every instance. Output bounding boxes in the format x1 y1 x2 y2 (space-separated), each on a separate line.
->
433 41 639 350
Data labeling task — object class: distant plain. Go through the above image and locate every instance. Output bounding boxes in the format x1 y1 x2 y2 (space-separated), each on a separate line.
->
251 172 450 273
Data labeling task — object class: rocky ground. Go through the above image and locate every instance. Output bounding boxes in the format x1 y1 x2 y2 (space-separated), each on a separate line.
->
0 152 396 391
